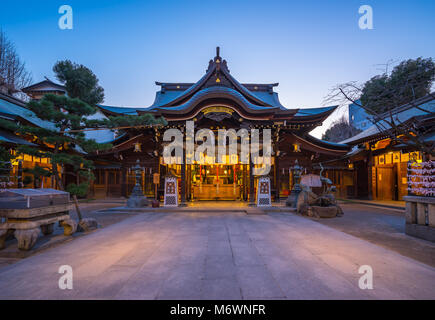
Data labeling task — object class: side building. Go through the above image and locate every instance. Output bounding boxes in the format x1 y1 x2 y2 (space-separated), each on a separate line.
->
1 79 118 190
0 91 57 188
348 101 371 131
338 94 435 201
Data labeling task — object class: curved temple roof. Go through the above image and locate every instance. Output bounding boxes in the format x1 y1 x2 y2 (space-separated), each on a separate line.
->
97 48 337 125
154 86 278 112
0 92 117 145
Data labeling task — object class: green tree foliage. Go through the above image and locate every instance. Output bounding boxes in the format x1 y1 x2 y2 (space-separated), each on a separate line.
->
15 94 111 192
14 60 166 198
18 60 107 195
0 146 13 188
361 57 435 114
322 116 362 143
23 164 52 188
53 60 104 105
0 146 12 163
66 182 89 198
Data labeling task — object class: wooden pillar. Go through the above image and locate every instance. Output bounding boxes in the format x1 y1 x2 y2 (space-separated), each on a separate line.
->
159 160 165 201
17 159 23 188
186 165 191 201
353 168 358 198
121 167 127 197
142 168 145 196
393 163 398 201
180 151 186 205
249 160 255 204
340 171 344 198
367 148 374 200
104 170 108 198
274 154 280 202
243 164 247 201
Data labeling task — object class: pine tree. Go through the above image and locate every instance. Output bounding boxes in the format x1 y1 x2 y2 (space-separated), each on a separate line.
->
15 94 111 219
0 146 13 189
15 60 165 221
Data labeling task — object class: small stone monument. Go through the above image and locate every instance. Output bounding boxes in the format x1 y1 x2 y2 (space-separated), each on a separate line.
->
126 159 148 208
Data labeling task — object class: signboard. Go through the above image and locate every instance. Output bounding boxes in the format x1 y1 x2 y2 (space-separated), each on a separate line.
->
371 167 376 193
153 173 160 185
202 106 234 115
164 176 178 207
385 153 392 164
256 176 271 207
393 152 401 163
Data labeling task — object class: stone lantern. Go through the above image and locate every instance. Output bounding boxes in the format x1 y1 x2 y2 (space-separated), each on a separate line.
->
126 159 148 208
285 160 303 207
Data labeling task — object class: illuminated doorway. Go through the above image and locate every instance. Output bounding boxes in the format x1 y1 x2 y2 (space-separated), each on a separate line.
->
190 164 245 200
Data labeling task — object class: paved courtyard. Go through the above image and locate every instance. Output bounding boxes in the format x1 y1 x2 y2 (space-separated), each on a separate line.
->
0 209 434 299
317 203 435 267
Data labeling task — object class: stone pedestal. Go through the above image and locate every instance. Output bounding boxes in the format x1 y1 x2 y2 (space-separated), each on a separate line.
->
308 206 339 218
126 183 149 208
78 218 98 232
127 197 148 208
60 219 77 236
15 229 40 251
0 229 14 250
40 223 55 235
0 203 74 251
286 183 301 207
403 196 435 242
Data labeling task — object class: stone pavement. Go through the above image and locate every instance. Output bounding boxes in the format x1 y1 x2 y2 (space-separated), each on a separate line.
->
339 199 405 210
0 210 434 300
315 203 435 267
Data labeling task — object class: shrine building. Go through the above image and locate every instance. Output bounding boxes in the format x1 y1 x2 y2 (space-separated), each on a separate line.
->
93 48 350 202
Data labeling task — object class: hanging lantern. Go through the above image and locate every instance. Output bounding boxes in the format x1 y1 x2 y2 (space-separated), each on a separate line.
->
133 142 142 152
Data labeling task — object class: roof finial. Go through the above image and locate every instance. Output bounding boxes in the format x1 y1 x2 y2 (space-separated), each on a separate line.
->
216 46 220 58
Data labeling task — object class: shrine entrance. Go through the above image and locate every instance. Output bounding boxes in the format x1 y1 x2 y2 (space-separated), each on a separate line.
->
189 164 248 201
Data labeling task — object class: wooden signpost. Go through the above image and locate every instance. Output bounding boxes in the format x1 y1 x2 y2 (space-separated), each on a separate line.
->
153 173 160 200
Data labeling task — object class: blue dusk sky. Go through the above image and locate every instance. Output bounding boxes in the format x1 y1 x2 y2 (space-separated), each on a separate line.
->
1 0 434 137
